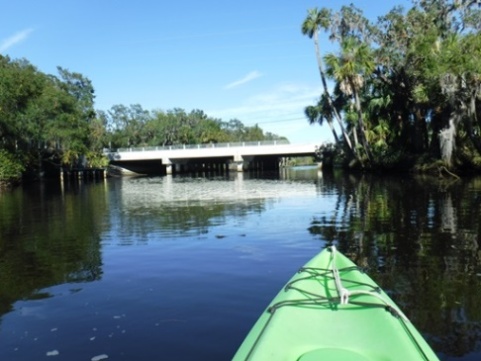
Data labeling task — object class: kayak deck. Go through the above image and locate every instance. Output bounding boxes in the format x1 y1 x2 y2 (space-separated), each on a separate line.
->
233 246 439 361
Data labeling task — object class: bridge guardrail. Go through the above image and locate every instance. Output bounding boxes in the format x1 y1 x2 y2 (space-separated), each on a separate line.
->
105 140 290 153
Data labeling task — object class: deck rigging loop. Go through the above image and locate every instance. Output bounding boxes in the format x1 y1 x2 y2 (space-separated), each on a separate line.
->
331 246 350 304
329 246 409 321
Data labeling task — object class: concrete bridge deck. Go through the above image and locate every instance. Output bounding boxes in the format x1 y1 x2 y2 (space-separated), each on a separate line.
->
106 140 319 174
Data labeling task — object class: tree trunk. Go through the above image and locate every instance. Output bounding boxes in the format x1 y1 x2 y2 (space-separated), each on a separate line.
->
429 107 447 158
413 106 428 154
325 118 340 143
439 114 458 168
464 93 481 155
313 30 357 157
352 85 373 163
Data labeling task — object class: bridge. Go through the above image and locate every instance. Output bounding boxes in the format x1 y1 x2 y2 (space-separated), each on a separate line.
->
106 140 319 175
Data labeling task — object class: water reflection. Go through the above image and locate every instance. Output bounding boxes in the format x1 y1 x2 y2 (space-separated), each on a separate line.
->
0 170 321 316
0 183 106 332
309 172 481 358
118 171 321 206
106 172 321 242
1 169 481 360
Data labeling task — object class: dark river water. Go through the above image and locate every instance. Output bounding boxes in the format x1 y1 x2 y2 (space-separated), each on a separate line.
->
1 167 481 360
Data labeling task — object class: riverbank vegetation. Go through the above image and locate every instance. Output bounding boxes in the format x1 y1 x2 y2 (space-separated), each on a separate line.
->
303 0 481 173
0 56 284 187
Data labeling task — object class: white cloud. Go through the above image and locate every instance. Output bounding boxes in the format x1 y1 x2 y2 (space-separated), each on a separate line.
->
224 71 263 89
0 28 34 53
213 83 321 120
208 82 333 144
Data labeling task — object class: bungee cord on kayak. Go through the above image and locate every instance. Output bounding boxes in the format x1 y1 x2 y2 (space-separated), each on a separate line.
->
266 248 408 322
233 246 439 361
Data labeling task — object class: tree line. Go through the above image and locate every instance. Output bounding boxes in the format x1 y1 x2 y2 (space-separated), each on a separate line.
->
98 105 285 149
0 55 285 186
302 0 481 172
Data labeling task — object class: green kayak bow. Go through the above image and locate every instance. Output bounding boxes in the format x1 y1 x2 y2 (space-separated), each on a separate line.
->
233 246 439 361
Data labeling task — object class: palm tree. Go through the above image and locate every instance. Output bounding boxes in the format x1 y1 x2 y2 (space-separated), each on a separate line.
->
324 36 375 163
305 94 339 143
302 8 355 155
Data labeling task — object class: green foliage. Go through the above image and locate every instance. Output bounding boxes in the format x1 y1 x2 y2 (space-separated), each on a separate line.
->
103 105 284 149
0 150 25 184
0 55 100 176
303 0 481 172
85 151 109 168
0 53 283 181
301 8 332 38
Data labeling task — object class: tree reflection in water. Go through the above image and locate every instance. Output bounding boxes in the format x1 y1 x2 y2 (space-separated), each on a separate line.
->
309 172 481 358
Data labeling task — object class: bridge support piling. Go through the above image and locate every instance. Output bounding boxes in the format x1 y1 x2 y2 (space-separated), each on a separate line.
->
163 157 173 175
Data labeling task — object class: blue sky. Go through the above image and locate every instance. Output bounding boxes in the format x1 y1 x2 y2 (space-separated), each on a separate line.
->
1 0 412 144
